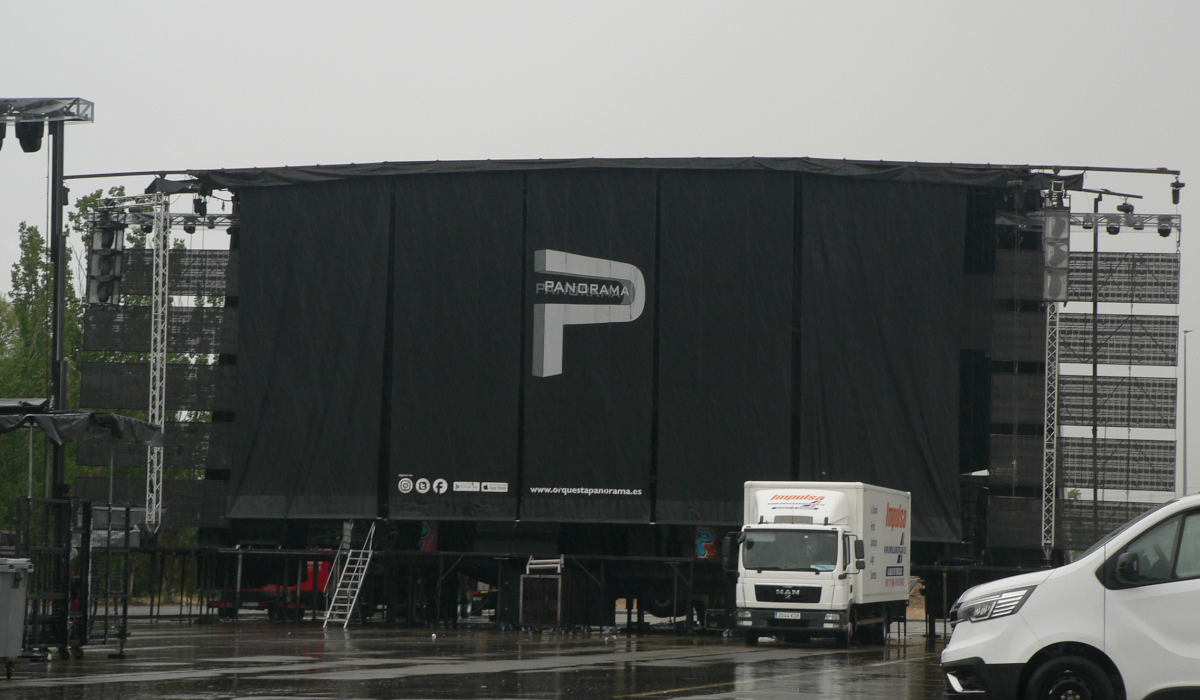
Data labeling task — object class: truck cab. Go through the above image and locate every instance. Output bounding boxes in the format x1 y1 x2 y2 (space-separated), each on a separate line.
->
733 522 861 644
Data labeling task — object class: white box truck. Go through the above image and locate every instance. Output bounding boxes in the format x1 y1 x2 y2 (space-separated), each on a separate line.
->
723 481 911 646
942 493 1200 699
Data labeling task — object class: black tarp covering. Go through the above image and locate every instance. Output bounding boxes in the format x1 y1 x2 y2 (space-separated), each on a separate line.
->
654 171 794 525
228 179 390 519
219 158 1035 541
388 173 524 520
519 171 656 522
0 410 162 446
797 177 968 542
193 157 1082 192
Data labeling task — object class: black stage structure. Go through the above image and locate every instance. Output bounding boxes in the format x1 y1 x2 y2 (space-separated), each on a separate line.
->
75 157 1113 628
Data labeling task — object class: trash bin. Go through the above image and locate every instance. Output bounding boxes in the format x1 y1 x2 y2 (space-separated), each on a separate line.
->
0 558 32 680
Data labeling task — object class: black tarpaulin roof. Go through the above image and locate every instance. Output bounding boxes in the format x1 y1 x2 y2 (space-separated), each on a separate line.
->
186 156 1084 191
0 398 49 414
0 410 162 446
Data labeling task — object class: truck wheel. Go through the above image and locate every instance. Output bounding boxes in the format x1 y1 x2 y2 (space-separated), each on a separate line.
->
1027 655 1115 700
871 623 886 645
743 632 759 646
644 594 687 618
837 624 853 649
856 622 884 646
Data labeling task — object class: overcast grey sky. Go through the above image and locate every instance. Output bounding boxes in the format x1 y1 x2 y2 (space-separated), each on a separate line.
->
1 0 1196 487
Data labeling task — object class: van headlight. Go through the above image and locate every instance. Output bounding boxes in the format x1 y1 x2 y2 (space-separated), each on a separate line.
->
952 586 1035 625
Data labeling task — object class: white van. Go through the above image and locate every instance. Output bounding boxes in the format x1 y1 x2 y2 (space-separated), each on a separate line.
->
941 493 1200 699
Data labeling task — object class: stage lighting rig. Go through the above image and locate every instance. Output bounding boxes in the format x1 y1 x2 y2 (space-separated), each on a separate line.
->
1071 211 1180 237
1172 178 1185 205
0 98 93 152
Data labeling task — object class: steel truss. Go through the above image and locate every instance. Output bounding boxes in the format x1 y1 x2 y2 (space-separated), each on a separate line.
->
1041 301 1059 560
147 194 169 533
124 211 236 230
1070 212 1180 232
88 193 169 533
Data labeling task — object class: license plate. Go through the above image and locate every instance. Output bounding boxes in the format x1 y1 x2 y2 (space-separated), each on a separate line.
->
774 611 805 619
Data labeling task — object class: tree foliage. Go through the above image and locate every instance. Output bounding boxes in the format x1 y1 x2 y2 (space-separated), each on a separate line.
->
0 222 61 526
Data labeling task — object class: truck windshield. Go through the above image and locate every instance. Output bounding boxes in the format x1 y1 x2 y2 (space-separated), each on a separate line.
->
742 530 839 572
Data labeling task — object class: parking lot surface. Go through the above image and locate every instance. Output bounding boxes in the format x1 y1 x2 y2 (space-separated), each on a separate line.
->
4 618 949 699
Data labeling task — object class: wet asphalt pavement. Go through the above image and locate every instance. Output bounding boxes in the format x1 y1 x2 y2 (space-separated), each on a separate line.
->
3 618 949 699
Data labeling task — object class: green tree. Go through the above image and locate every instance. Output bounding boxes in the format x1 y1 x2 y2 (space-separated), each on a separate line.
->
0 222 73 526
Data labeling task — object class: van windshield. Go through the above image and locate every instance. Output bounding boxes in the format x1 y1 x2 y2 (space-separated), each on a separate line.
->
1078 498 1177 558
742 529 839 572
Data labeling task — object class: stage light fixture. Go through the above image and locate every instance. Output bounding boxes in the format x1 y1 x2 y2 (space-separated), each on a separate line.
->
15 120 44 152
1158 216 1172 237
1172 179 1186 205
1082 216 1093 230
193 197 207 216
141 222 153 233
183 217 196 234
1115 200 1137 230
1106 223 1120 235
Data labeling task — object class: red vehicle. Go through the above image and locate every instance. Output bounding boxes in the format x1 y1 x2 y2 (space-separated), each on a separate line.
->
210 559 332 620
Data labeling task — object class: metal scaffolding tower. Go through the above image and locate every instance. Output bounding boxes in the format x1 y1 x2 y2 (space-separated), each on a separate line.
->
86 193 170 531
146 193 169 533
1041 301 1059 560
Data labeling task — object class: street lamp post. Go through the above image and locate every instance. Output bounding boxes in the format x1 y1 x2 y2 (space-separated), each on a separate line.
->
49 119 67 496
0 98 94 497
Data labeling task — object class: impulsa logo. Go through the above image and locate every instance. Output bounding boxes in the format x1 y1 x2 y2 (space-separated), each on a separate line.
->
885 503 908 529
531 249 645 377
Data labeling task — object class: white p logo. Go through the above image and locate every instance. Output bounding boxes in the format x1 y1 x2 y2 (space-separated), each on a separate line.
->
532 249 646 377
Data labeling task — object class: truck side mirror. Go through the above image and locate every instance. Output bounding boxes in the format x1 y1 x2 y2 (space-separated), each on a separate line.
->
1115 551 1140 584
721 532 739 572
854 539 865 569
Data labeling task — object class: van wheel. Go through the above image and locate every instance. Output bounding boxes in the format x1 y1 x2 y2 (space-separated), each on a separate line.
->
1027 655 1114 700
